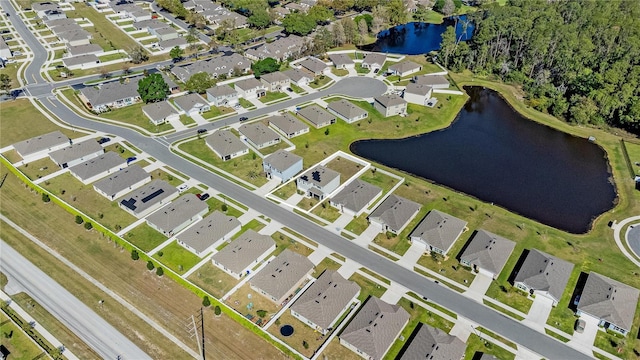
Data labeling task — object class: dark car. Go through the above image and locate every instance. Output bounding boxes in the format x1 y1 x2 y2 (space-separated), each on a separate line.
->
97 137 111 144
286 87 293 92
239 116 248 121
126 156 137 164
197 128 207 134
374 68 380 73
196 193 210 201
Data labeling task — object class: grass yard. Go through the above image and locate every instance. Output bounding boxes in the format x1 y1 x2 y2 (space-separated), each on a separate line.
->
546 268 581 335
594 329 633 359
259 91 289 104
178 138 268 187
625 140 640 176
0 62 20 90
320 337 360 360
201 106 234 120
372 231 412 256
0 99 79 146
289 83 306 94
149 168 183 187
312 257 342 278
10 292 100 359
415 246 477 287
331 68 349 77
65 4 139 52
98 52 127 62
187 262 239 300
283 228 318 247
42 172 137 231
104 142 136 159
153 240 204 275
179 114 196 126
238 98 255 109
0 311 45 360
269 311 327 358
98 102 174 133
359 169 400 199
344 213 369 235
355 63 370 74
272 181 297 200
308 75 333 89
484 282 533 315
271 231 314 257
348 272 386 302
1 150 22 163
359 267 390 285
325 156 363 182
227 283 279 321
463 334 515 360
124 223 167 252
310 201 342 222
231 219 266 240
297 196 318 211
18 157 59 180
205 195 244 218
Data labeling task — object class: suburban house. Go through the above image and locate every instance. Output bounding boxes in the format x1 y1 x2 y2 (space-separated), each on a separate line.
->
159 37 188 51
151 26 179 42
297 105 336 128
263 150 303 183
513 249 574 306
162 73 180 93
327 99 368 123
399 323 466 360
329 53 355 69
67 44 103 57
244 35 305 62
12 131 69 160
0 38 12 59
234 77 266 99
296 165 340 200
43 9 66 21
211 229 275 279
32 2 60 18
206 84 238 107
171 53 250 82
282 68 314 86
458 230 516 279
177 211 241 257
68 151 126 185
119 180 179 218
250 249 314 305
49 140 104 169
414 74 450 89
387 60 422 77
368 194 421 235
146 194 209 236
403 83 433 106
62 54 101 70
290 270 360 335
361 53 387 70
268 113 309 139
238 122 281 149
409 210 468 256
576 272 639 336
298 57 330 76
374 94 407 117
205 130 249 161
142 101 180 125
339 296 410 360
173 93 211 117
92 165 151 201
330 180 382 217
78 77 142 113
259 71 290 92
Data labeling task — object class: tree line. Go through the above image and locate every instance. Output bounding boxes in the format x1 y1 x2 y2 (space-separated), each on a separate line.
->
441 0 640 132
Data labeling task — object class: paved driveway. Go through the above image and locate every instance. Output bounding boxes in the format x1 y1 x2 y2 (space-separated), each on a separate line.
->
567 315 600 355
465 273 492 302
523 295 554 331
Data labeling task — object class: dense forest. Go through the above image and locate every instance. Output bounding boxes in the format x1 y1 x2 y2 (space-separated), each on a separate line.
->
441 0 640 133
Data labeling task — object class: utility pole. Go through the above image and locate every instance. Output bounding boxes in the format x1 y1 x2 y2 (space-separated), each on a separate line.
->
200 307 206 360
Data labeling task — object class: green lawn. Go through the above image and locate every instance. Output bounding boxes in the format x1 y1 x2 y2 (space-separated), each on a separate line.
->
310 201 342 222
271 231 314 257
18 157 59 180
0 311 46 360
201 106 233 120
259 91 289 104
259 140 290 155
463 334 515 360
331 68 349 77
98 52 127 62
308 75 333 89
355 63 370 74
0 62 20 90
325 156 363 181
625 140 640 176
149 168 183 187
205 196 244 218
104 142 136 159
238 98 255 109
179 114 196 126
0 99 79 146
312 257 342 278
344 213 369 235
231 219 265 240
178 138 268 187
348 272 387 302
359 170 400 202
272 181 297 200
288 83 305 94
484 282 533 315
154 240 204 275
125 222 168 252
546 268 581 335
187 261 239 299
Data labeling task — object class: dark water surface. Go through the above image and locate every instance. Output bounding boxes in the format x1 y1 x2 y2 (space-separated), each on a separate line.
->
350 87 616 233
359 16 474 55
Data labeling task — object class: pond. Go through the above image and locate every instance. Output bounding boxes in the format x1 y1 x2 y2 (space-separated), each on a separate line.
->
350 87 616 233
359 16 474 55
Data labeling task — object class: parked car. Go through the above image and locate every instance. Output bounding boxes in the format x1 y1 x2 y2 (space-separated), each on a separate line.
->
97 137 111 144
374 68 380 73
178 184 189 192
197 128 207 134
12 51 21 56
239 116 248 122
573 295 581 306
286 87 293 92
575 319 586 333
196 193 210 201
126 156 136 164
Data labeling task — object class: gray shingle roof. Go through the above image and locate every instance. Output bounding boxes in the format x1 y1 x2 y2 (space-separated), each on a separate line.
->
362 53 387 67
388 60 421 74
263 150 302 173
577 272 639 331
146 193 208 234
13 131 68 158
405 83 432 96
268 113 309 135
331 179 381 214
299 57 328 74
327 99 368 120
282 68 314 83
67 44 102 56
173 93 207 112
374 94 407 108
93 165 149 198
299 165 340 187
142 101 178 122
171 53 250 82
297 105 336 127
119 180 178 216
239 122 280 147
260 71 289 83
414 74 449 87
399 323 466 360
205 130 248 158
329 53 354 67
459 230 516 276
212 229 275 274
235 77 263 91
250 249 314 302
178 211 241 254
368 195 421 233
206 84 237 98
340 296 410 360
159 37 187 50
80 76 142 108
513 249 574 302
49 140 103 166
68 151 126 181
63 54 100 67
291 270 360 331
410 210 467 253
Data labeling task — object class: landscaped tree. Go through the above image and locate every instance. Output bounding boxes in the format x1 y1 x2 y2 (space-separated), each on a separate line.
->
185 72 214 94
221 204 228 212
251 57 279 77
41 193 50 203
129 46 149 64
256 309 267 318
248 8 271 29
147 260 155 270
169 46 184 61
186 27 199 50
0 74 12 92
156 267 164 276
131 249 139 261
308 5 334 25
214 305 221 316
84 222 93 230
282 12 317 36
75 215 84 224
202 296 211 307
137 73 169 103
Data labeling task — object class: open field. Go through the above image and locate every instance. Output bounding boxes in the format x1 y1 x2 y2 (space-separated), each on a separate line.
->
0 162 287 360
0 99 79 146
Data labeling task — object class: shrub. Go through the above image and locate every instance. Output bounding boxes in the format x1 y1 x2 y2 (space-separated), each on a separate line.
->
324 128 330 135
221 204 228 212
302 340 309 349
214 305 221 316
156 267 164 276
147 261 155 270
75 215 83 224
84 222 93 230
256 309 267 318
202 296 211 307
131 249 139 260
158 251 164 257
41 193 50 202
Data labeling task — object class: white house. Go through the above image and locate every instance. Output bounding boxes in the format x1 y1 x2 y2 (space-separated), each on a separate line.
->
234 77 266 99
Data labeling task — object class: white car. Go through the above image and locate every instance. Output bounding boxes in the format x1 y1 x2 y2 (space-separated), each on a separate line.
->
177 184 189 192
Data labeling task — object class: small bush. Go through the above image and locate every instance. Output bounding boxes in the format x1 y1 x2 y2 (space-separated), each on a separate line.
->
324 128 330 135
302 340 309 349
156 267 164 276
75 215 83 224
131 249 139 260
158 251 164 257
202 296 211 307
221 204 228 212
41 193 50 202
214 305 221 315
256 309 267 318
147 261 155 270
84 222 93 230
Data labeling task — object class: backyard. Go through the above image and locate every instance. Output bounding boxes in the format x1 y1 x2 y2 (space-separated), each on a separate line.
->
325 156 364 182
187 261 239 300
153 240 204 275
124 223 167 252
269 311 330 358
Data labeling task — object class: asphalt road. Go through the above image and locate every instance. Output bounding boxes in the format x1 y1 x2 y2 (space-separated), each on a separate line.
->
629 225 640 258
3 0 47 85
0 240 151 360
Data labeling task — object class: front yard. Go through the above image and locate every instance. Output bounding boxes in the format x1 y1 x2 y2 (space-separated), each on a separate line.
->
259 91 289 104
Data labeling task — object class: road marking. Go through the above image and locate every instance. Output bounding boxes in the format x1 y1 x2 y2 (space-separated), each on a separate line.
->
47 97 57 107
31 73 38 84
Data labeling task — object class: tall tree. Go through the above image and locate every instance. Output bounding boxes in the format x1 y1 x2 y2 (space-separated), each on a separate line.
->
185 72 214 94
137 73 169 103
332 21 346 47
248 8 271 28
169 46 184 61
282 12 317 36
251 57 279 77
386 0 408 26
0 74 11 91
129 46 148 64
442 0 455 16
340 18 357 44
